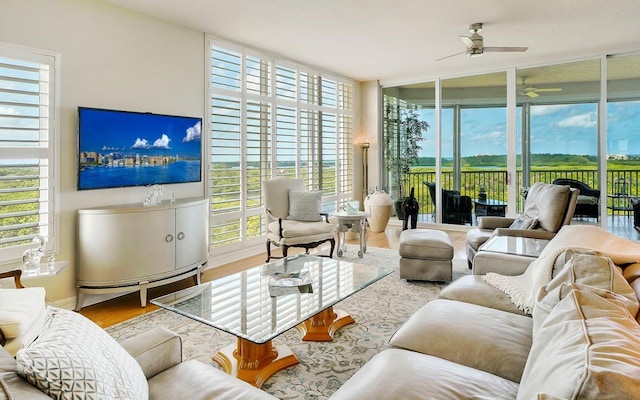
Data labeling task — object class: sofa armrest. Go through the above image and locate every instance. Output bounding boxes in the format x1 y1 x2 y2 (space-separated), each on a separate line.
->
473 251 536 276
477 217 514 229
493 228 556 240
119 326 182 379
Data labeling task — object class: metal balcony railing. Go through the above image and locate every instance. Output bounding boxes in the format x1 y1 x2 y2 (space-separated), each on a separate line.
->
403 169 640 218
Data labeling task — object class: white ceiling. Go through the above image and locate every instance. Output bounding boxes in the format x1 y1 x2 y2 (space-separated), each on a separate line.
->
104 0 640 84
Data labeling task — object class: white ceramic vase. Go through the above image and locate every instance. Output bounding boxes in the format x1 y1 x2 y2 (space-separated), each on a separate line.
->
364 190 393 233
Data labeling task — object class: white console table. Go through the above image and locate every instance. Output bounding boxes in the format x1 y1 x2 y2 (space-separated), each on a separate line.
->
76 198 209 310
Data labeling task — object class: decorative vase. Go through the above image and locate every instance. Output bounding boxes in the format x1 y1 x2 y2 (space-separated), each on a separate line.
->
364 190 393 233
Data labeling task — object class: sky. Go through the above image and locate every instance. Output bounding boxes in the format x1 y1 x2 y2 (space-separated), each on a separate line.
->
79 108 202 158
418 100 640 158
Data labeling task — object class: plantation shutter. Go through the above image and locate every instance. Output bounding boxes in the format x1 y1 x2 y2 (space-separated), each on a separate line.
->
0 48 56 262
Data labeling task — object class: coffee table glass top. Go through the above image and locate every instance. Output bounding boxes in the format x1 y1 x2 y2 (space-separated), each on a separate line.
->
151 254 393 344
480 235 549 258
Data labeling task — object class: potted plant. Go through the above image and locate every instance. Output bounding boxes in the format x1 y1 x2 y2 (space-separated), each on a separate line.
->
385 108 429 219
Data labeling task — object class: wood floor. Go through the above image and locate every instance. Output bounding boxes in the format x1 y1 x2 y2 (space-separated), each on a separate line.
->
79 225 467 328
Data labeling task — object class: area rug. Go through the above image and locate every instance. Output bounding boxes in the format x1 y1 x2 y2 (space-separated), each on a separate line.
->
107 246 470 399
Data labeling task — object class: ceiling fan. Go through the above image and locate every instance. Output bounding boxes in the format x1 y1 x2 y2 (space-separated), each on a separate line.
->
518 78 563 98
436 23 528 61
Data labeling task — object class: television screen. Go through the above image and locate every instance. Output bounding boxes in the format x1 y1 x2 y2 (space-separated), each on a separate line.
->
78 107 202 190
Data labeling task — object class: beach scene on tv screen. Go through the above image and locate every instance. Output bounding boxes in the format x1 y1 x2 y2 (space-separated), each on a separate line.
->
78 108 202 190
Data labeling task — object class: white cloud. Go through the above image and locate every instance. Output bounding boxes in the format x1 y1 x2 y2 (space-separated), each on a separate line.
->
131 138 150 149
152 134 171 149
557 112 597 128
183 121 201 143
131 134 172 150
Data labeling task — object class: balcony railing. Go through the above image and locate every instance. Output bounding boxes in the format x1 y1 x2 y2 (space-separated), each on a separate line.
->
403 169 639 219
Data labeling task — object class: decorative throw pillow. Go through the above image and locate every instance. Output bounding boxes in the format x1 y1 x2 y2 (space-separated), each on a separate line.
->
16 307 148 400
509 215 537 230
287 190 323 222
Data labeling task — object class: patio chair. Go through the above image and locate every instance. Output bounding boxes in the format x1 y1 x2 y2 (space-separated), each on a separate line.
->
424 182 472 225
552 178 600 220
465 182 579 268
264 177 336 262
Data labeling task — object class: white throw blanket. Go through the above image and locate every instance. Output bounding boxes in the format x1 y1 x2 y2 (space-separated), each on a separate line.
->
482 225 640 314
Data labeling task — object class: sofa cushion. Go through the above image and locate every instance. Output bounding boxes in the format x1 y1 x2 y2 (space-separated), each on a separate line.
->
389 299 532 383
16 307 148 400
330 348 519 400
148 359 277 400
518 286 640 400
438 275 527 315
524 182 570 232
624 262 640 283
287 190 323 222
533 250 639 337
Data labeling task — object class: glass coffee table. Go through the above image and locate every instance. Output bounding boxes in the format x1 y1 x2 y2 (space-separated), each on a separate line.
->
151 254 393 387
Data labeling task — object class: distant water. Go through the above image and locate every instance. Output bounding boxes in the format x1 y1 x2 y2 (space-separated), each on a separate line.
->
79 160 201 190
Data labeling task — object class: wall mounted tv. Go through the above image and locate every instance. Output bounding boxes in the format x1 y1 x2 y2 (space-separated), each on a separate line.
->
77 107 202 190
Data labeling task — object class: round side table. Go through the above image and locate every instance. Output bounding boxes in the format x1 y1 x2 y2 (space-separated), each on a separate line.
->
334 211 370 257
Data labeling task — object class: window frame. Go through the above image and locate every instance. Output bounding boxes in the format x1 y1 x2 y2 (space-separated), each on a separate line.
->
0 42 60 265
206 36 354 254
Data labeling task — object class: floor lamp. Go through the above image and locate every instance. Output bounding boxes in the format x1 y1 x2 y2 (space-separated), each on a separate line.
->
362 142 370 200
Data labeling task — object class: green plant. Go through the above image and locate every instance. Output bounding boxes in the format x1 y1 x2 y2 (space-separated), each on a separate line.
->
385 109 429 199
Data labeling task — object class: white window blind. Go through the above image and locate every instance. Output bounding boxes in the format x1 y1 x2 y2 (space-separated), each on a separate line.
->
208 38 354 252
0 46 57 263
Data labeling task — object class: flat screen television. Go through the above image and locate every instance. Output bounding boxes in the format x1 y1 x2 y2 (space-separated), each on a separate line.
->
77 107 202 190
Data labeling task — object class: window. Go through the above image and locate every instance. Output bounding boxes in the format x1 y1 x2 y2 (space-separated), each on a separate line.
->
0 44 58 263
208 38 354 252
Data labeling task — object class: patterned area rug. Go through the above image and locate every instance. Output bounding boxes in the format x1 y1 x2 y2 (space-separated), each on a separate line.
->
107 245 470 399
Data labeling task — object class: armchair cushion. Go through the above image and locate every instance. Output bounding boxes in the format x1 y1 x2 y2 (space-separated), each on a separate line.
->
287 190 323 222
16 307 148 400
523 182 571 232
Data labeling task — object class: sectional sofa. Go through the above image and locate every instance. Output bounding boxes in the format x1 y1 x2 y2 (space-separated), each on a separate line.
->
331 225 640 399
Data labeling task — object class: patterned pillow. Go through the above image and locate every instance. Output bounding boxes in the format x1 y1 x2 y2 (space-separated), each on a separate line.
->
509 215 537 230
16 307 148 400
287 190 323 222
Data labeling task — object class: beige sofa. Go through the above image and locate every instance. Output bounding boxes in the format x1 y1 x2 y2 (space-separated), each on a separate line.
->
331 228 640 399
1 308 277 400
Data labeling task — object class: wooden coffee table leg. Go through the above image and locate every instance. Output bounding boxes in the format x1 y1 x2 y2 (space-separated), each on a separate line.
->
212 338 299 388
296 306 355 341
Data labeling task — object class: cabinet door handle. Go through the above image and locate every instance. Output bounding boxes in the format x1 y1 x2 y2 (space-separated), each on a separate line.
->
177 232 185 240
165 234 174 243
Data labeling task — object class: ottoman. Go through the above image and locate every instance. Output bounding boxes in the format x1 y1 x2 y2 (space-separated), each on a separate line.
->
399 229 453 281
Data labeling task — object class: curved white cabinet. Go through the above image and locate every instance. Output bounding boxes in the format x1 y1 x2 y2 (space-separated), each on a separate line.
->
76 198 209 310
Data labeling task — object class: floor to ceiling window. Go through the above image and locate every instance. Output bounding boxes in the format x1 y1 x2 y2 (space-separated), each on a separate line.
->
607 54 640 236
381 51 640 238
208 38 354 253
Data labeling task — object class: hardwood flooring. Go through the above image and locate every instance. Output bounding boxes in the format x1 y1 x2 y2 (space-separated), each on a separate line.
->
79 225 466 328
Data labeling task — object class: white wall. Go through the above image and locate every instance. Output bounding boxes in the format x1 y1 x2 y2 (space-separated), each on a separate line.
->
0 0 205 306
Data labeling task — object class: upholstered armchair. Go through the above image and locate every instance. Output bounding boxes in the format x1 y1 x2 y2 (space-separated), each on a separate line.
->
552 178 600 220
424 182 472 225
465 182 579 268
264 177 336 262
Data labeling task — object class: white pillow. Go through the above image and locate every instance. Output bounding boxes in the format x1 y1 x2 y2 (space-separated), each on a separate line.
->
0 287 46 339
16 307 148 400
287 190 323 222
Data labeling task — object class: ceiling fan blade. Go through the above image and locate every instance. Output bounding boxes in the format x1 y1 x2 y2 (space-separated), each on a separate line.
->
435 50 466 62
460 36 474 48
526 91 539 98
483 46 528 53
534 88 563 92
